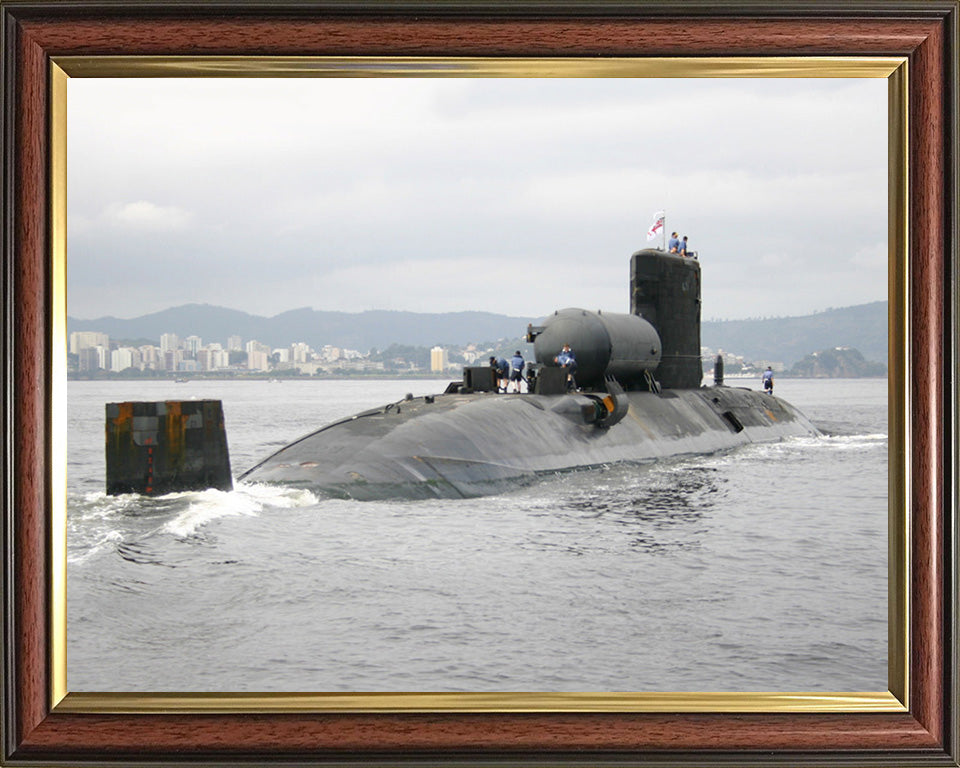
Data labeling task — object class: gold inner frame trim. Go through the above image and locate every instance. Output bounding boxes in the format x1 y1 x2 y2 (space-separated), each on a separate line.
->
50 61 69 708
49 55 909 715
56 691 906 715
54 55 904 79
885 61 910 710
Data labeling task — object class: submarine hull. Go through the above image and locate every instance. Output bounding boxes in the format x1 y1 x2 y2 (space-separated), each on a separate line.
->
239 387 818 500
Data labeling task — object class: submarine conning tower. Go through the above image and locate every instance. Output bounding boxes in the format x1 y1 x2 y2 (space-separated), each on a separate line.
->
531 249 702 391
630 248 702 389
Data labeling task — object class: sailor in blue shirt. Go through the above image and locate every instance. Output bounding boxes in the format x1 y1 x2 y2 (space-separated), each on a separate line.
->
668 232 680 253
490 356 510 392
509 351 525 393
554 344 578 390
762 366 774 395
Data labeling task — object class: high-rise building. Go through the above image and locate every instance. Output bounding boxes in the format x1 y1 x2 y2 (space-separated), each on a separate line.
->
198 348 230 371
139 345 160 370
110 347 142 372
430 346 448 372
160 333 180 354
290 342 312 364
69 331 109 355
184 335 202 355
227 335 243 351
321 345 341 362
78 347 101 372
245 339 270 358
163 349 182 371
212 349 230 370
247 349 270 371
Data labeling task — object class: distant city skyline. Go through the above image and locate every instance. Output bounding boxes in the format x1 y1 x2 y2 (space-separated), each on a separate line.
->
68 77 887 322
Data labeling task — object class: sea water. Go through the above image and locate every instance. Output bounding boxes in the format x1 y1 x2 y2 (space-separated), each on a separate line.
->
66 377 887 692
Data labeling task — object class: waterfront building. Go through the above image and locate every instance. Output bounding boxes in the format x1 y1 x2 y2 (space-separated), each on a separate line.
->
248 349 270 371
70 331 109 355
110 347 141 372
291 342 312 364
163 349 182 371
430 346 449 372
139 345 160 370
198 348 231 371
78 347 101 372
321 345 341 362
160 333 179 355
212 349 230 370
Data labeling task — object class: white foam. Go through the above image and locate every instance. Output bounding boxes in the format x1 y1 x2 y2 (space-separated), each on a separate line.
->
237 482 320 509
774 433 888 453
818 432 888 445
67 529 123 564
162 483 319 538
72 491 147 520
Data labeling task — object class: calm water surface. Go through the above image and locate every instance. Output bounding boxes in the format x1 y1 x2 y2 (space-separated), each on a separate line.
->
67 377 887 692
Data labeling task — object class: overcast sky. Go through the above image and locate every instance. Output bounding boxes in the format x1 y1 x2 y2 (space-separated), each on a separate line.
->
67 77 887 322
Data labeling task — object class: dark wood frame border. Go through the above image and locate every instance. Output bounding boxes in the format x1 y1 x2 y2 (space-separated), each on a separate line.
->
2 2 957 765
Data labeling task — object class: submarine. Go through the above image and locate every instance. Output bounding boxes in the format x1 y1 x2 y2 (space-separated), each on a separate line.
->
239 249 818 500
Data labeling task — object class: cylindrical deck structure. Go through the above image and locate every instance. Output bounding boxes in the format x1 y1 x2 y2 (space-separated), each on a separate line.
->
533 308 661 387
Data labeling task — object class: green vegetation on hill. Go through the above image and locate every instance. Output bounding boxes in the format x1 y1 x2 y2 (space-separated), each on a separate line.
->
788 347 886 378
702 301 887 368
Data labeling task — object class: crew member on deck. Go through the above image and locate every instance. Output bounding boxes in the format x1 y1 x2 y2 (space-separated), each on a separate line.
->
490 355 510 393
762 366 775 395
668 232 680 253
554 343 578 391
510 350 525 393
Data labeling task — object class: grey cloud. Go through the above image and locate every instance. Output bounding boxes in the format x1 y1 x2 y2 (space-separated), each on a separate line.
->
66 77 887 321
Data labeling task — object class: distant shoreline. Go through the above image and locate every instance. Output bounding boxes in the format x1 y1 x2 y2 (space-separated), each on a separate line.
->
68 372 458 382
68 372 889 382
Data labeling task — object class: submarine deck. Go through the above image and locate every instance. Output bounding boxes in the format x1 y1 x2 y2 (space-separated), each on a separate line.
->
239 385 818 500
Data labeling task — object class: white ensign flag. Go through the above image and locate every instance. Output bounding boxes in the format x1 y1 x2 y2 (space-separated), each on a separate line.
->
646 211 665 241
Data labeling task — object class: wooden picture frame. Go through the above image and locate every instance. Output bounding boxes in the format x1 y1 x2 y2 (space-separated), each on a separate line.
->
2 1 956 765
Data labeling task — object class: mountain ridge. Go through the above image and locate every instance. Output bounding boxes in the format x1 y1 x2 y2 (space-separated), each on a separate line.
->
68 304 541 353
69 300 888 367
701 301 887 367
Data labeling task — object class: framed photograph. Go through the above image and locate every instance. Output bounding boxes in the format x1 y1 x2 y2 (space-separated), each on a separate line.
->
2 1 956 766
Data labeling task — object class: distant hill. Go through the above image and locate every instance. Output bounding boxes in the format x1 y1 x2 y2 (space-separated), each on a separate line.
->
68 304 540 352
701 301 887 368
788 347 887 378
69 300 888 366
